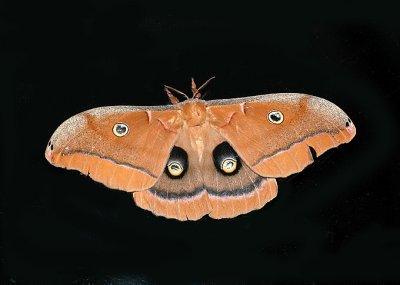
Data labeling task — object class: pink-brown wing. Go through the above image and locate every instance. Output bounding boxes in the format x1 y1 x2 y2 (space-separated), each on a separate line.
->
207 93 356 177
45 106 182 191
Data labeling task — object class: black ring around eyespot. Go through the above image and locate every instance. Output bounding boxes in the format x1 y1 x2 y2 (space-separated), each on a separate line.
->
165 146 188 179
212 142 242 176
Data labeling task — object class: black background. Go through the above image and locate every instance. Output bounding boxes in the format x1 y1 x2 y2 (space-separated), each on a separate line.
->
1 1 400 284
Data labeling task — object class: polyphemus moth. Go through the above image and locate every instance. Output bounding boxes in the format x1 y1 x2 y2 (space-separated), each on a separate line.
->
45 78 356 221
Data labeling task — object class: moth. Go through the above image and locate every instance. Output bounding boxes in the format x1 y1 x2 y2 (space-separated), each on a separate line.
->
45 78 356 221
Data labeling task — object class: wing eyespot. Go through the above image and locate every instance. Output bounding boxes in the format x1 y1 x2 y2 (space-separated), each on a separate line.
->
47 141 54 150
221 158 238 174
345 117 352 127
167 162 184 177
268 110 284 124
165 146 188 179
213 142 241 176
112 123 129 137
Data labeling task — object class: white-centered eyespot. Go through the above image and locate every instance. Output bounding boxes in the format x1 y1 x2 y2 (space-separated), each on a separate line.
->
221 158 237 174
167 161 184 177
268 110 284 124
112 123 129 137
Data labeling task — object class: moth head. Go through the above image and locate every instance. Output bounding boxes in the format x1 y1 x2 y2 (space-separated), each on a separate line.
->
164 76 216 104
